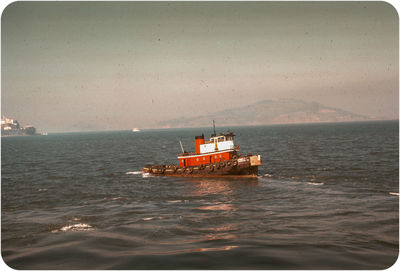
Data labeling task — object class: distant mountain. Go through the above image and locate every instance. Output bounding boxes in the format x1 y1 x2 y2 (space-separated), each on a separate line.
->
157 99 372 128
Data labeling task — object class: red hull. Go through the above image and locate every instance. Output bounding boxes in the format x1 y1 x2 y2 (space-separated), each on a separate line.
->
142 155 260 178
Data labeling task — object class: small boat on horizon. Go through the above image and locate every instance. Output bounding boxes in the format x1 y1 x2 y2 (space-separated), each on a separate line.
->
142 121 261 178
132 128 141 132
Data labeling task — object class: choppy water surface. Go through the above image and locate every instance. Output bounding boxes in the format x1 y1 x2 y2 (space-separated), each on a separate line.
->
1 121 398 269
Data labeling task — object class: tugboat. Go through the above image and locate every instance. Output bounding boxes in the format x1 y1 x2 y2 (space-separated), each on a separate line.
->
142 121 261 178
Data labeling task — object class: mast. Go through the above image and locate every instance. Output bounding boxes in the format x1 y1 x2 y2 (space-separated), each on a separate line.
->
212 120 216 137
179 140 185 153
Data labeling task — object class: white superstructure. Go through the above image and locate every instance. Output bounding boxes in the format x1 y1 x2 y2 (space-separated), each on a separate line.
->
1 116 18 125
199 134 235 154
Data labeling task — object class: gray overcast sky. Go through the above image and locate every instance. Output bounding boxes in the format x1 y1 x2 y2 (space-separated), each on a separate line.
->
1 1 398 132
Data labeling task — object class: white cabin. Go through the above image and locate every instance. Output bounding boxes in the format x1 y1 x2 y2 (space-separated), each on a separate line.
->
199 134 235 154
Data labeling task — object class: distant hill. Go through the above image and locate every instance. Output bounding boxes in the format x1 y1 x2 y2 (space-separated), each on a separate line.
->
157 99 372 128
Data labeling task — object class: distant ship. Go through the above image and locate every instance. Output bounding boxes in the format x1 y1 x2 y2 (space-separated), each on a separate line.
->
132 128 141 132
1 116 37 137
142 121 261 178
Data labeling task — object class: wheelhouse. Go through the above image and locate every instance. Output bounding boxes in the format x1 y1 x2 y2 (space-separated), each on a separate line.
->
178 132 238 167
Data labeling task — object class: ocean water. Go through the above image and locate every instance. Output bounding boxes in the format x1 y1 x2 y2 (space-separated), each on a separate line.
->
1 120 398 269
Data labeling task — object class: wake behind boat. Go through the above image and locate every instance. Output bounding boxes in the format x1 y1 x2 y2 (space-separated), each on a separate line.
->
142 121 261 178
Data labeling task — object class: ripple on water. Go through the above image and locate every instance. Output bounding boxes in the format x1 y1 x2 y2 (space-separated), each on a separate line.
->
51 223 94 233
125 171 142 175
307 182 324 186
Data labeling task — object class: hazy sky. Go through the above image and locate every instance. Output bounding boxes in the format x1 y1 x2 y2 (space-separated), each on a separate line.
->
2 1 398 132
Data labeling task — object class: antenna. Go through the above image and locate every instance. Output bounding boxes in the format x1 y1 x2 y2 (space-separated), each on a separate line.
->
213 120 216 136
179 140 185 153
